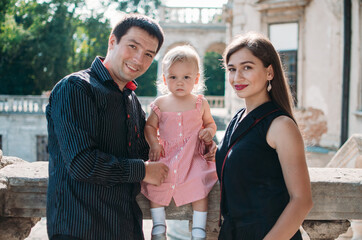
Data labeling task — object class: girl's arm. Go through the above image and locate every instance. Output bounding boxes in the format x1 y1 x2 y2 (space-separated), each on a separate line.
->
144 110 164 161
264 116 313 240
199 98 217 145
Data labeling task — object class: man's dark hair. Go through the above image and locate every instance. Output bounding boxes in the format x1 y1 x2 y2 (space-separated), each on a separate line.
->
112 14 164 53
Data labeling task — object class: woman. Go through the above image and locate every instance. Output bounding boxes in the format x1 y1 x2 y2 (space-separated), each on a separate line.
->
215 32 313 240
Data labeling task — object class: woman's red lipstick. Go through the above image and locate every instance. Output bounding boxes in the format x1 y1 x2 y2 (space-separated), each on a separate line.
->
235 84 248 90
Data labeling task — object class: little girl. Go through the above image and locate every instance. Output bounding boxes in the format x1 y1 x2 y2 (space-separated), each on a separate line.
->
141 45 218 240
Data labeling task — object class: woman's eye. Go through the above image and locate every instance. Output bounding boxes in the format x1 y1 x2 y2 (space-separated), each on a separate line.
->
228 68 235 72
129 44 136 49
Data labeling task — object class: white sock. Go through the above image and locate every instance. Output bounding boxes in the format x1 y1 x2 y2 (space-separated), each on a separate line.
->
192 210 207 238
150 207 166 235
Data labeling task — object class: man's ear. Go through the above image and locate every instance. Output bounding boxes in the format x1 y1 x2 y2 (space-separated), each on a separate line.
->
108 34 117 50
267 65 274 80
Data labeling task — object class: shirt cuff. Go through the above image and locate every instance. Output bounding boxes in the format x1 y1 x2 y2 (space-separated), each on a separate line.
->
124 158 145 183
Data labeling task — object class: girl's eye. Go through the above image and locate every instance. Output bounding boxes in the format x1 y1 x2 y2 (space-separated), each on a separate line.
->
170 76 176 79
228 68 236 72
184 76 190 80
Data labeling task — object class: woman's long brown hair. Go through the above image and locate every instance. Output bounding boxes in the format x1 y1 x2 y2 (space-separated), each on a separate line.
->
223 32 296 121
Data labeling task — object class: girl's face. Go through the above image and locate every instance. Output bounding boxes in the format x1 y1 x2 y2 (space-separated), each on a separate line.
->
163 61 200 97
227 48 273 103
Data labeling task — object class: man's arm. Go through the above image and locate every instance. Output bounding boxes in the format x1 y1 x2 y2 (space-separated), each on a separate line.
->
50 78 145 185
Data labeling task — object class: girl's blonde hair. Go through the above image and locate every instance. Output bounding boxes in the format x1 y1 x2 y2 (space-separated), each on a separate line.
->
158 45 206 94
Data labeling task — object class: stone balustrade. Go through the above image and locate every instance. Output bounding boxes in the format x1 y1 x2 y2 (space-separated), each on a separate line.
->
0 95 225 116
158 6 224 24
0 95 48 114
0 155 361 240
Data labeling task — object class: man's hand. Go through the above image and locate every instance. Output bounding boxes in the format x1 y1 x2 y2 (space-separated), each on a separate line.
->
203 141 217 162
143 161 169 186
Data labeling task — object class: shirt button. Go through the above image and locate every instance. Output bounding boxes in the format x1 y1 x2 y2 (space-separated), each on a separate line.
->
179 133 182 137
179 123 181 126
174 170 177 173
177 113 181 116
175 155 178 159
172 185 175 189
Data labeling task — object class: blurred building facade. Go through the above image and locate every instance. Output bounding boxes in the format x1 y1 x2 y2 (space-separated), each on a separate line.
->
223 0 362 148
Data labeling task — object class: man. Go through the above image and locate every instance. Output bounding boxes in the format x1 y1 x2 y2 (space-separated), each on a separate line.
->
46 14 169 240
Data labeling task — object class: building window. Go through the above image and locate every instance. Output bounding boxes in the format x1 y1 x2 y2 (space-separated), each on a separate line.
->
269 23 299 104
36 135 49 161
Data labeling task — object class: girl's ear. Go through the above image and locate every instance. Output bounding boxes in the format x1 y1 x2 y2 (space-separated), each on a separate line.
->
163 75 167 85
267 65 274 80
195 73 200 84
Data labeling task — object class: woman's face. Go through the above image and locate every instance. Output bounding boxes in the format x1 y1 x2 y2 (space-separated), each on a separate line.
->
226 48 273 102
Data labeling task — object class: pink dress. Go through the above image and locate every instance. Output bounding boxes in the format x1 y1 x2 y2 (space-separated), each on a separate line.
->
141 95 218 207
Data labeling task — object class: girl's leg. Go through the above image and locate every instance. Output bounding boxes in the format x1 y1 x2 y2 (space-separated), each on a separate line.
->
191 197 208 238
150 201 167 236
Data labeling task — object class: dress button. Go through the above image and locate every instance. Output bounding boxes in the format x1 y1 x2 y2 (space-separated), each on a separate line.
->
177 113 181 116
179 123 181 126
181 147 183 150
179 133 182 137
174 170 177 173
172 185 175 189
175 155 178 159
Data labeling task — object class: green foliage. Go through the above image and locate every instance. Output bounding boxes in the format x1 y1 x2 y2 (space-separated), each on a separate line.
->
135 60 158 96
0 0 161 95
0 0 111 95
203 51 225 96
117 0 162 18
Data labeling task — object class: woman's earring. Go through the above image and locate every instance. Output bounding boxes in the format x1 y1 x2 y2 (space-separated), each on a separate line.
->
267 80 272 92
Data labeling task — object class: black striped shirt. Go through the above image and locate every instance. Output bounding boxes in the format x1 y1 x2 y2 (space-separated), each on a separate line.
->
46 57 149 240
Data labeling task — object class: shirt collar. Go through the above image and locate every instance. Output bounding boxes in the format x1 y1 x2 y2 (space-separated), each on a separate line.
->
91 56 138 91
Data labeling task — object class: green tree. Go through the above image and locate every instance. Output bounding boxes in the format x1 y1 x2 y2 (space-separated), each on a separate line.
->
135 60 158 96
203 51 225 96
116 0 162 18
71 16 111 72
0 0 83 94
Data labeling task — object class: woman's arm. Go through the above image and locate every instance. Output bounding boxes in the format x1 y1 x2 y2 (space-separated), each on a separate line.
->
264 116 313 240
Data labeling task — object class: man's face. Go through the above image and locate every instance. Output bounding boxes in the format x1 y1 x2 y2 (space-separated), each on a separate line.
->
104 27 159 90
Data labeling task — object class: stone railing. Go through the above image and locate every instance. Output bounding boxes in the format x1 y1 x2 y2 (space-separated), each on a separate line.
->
0 95 225 116
0 95 48 114
158 6 224 24
0 154 361 240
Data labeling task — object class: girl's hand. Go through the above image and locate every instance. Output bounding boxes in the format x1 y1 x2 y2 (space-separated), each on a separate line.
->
199 128 214 145
203 141 217 162
149 143 165 161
